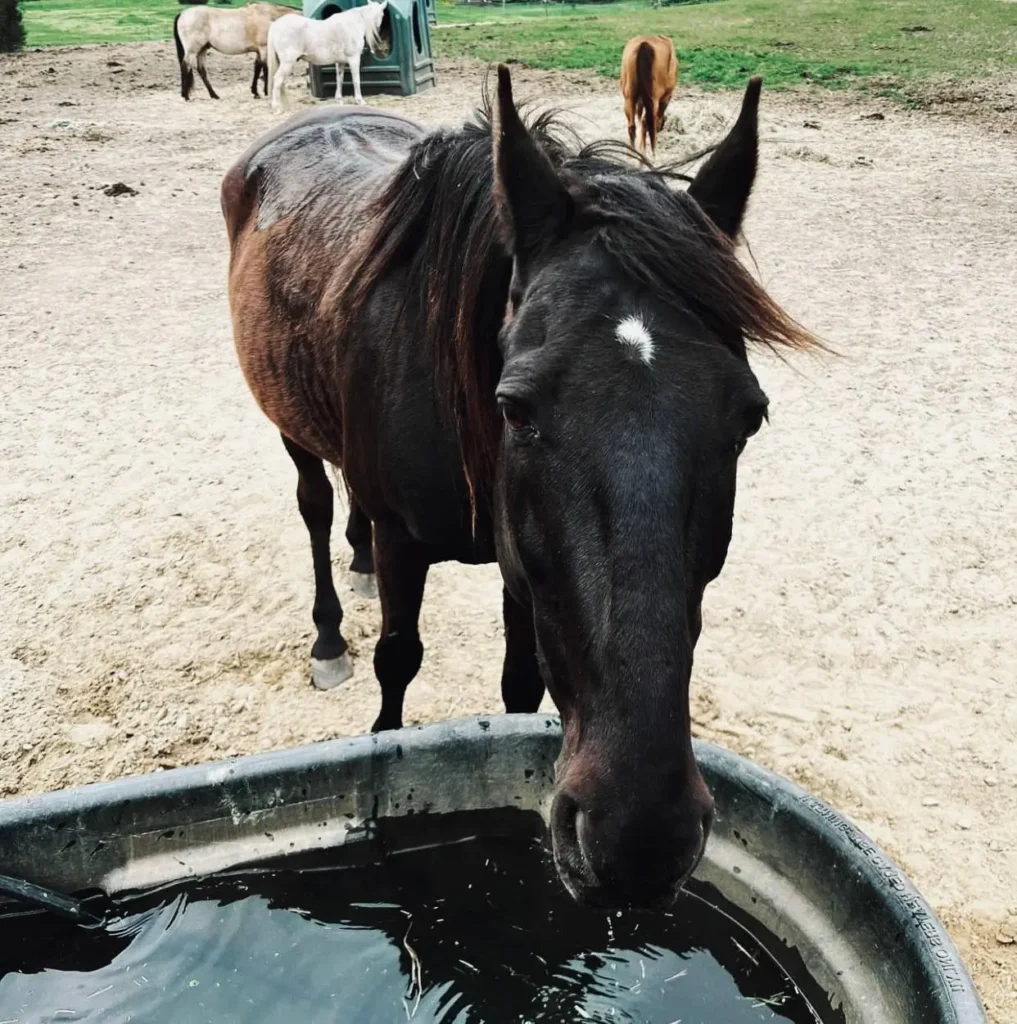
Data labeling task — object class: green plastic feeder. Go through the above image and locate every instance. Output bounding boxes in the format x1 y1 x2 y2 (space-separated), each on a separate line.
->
303 0 437 98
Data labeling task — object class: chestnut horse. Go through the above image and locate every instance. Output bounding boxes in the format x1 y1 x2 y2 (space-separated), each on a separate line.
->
620 34 678 157
221 68 816 908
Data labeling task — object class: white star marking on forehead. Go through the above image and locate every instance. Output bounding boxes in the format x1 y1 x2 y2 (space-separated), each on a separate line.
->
616 315 654 365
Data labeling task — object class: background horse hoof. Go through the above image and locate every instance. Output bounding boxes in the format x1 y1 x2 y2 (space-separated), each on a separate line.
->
350 572 377 599
310 652 353 690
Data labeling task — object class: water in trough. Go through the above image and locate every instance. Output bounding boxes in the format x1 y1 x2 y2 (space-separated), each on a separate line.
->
0 810 836 1023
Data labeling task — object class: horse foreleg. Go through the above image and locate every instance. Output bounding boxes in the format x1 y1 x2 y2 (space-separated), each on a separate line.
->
345 498 376 599
347 53 365 105
371 525 429 732
501 588 544 714
282 435 353 691
196 45 219 99
251 56 263 98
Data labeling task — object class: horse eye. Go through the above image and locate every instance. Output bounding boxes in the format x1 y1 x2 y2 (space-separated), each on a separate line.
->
498 398 535 437
735 402 768 455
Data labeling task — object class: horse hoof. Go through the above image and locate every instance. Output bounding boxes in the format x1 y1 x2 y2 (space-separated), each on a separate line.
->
350 572 377 600
310 652 353 690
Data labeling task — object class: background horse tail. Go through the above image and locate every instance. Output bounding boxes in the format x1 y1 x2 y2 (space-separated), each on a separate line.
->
174 13 194 100
635 40 657 153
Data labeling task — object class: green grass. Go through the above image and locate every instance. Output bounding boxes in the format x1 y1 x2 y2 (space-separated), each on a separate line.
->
434 0 1017 91
22 0 185 47
19 0 1017 97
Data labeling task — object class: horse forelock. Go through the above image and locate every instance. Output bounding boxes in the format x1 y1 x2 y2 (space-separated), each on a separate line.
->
560 160 820 357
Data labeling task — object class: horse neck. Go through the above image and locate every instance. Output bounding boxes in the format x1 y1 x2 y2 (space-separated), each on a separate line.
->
332 9 369 43
358 10 379 40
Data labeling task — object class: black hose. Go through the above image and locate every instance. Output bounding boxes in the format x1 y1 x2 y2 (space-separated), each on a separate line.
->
0 873 105 927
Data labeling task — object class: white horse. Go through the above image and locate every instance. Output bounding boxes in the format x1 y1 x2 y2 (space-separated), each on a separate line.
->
173 3 297 100
267 1 389 112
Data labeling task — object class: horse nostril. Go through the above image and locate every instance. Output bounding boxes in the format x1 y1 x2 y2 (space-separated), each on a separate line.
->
552 791 580 846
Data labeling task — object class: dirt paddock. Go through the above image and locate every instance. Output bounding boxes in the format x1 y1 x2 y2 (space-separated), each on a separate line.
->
1 42 1015 1018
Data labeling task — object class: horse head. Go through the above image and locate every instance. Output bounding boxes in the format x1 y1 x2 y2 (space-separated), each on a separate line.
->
491 68 808 907
363 0 390 56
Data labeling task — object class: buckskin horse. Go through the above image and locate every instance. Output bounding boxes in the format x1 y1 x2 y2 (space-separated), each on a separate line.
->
619 34 678 157
221 68 816 908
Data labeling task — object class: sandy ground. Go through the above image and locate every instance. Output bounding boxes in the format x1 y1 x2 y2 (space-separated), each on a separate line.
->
1 42 1015 1019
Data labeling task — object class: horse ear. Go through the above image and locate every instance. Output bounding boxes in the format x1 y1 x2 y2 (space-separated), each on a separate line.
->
492 64 572 269
688 76 762 239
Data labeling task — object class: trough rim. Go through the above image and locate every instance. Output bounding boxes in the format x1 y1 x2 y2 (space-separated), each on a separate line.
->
0 713 985 1023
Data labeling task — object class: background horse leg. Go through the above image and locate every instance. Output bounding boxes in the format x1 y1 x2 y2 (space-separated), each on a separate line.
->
345 498 376 598
195 45 219 99
624 95 636 149
179 53 195 100
371 524 428 732
272 57 294 110
501 588 544 713
346 52 365 104
281 435 352 690
657 93 672 134
250 56 264 98
260 49 269 96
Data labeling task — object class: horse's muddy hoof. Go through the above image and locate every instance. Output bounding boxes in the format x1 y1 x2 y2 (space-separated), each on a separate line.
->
350 572 377 600
310 652 353 690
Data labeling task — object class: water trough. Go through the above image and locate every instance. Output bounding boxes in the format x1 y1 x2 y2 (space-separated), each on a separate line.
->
0 715 985 1022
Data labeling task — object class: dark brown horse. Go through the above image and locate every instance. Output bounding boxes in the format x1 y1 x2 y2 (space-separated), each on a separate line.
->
221 68 816 909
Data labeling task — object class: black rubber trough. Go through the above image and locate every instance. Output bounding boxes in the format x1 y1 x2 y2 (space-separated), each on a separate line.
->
0 715 984 1023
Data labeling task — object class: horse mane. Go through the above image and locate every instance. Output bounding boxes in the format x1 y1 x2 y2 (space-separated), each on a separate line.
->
336 88 818 513
359 2 387 51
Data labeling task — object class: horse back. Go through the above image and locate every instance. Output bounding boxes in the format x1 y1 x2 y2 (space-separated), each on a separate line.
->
652 35 678 94
245 2 299 43
223 105 421 238
222 108 424 463
620 35 677 101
